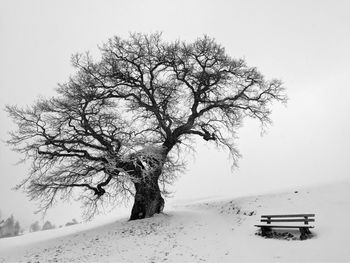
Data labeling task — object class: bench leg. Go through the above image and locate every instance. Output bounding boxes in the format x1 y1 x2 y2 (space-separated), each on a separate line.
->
299 228 311 240
261 226 272 237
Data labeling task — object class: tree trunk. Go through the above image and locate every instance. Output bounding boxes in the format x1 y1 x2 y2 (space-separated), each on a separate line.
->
129 173 164 220
128 145 172 220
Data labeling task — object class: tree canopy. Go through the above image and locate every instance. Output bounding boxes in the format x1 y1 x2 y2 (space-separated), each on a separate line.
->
7 33 286 219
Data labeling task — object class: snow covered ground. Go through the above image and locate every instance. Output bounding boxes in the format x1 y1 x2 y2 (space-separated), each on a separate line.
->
1 179 350 262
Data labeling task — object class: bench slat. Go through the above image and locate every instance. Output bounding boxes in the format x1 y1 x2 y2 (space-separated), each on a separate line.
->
261 214 315 218
261 219 315 223
255 225 314 229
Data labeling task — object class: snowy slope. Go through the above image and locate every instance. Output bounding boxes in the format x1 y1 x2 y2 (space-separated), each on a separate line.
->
1 180 350 262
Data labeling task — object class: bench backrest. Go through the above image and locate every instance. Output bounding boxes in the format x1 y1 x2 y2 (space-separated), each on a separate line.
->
260 214 315 225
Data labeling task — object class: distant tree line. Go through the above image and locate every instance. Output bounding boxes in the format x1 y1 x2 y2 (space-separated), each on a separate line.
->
0 210 79 238
29 218 79 232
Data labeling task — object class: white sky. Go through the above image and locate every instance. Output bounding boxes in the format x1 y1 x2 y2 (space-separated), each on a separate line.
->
0 0 349 227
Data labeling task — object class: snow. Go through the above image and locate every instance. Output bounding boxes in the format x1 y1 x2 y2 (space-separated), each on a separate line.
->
1 180 350 262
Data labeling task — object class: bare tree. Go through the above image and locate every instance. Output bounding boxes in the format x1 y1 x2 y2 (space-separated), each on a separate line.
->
14 221 21 235
0 215 20 237
0 210 4 230
6 33 286 220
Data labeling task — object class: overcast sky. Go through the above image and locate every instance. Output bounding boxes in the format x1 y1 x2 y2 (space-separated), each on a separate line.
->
1 0 349 227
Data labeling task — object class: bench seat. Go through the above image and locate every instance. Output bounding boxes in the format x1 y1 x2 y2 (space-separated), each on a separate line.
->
254 225 314 229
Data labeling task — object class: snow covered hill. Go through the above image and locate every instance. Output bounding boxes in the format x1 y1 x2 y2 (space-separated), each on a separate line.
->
1 180 350 262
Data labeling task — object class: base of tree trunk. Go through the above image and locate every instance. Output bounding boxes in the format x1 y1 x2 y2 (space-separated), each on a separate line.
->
129 179 164 220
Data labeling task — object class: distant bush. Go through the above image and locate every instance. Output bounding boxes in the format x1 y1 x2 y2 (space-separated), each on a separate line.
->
65 218 79 227
29 221 41 232
42 221 55 230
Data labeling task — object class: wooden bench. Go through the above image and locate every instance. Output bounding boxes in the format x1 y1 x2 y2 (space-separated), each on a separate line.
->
255 214 315 240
